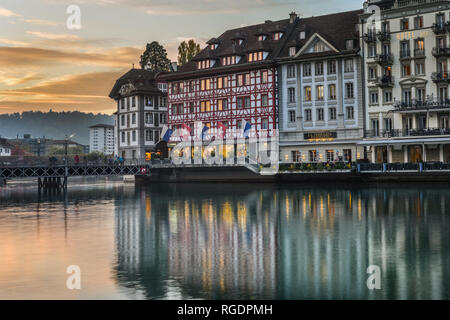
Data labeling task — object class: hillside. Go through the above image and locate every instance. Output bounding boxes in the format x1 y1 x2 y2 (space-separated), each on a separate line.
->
0 111 114 145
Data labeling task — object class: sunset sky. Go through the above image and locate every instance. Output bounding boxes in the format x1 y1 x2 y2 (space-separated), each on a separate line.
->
0 0 361 115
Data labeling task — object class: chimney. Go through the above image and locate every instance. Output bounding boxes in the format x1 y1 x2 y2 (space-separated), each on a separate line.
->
290 11 298 24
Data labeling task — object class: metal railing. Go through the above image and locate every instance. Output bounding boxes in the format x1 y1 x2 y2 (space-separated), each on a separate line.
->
365 127 450 138
359 162 450 172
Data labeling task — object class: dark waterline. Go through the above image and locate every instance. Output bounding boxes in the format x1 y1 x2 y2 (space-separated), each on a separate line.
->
0 179 449 300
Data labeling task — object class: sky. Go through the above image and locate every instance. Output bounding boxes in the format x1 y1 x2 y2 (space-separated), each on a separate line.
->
0 0 362 115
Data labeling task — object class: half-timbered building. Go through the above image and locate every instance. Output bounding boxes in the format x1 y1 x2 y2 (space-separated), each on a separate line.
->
159 13 300 155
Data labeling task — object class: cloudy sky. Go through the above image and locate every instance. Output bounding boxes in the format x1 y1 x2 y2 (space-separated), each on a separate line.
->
0 0 361 114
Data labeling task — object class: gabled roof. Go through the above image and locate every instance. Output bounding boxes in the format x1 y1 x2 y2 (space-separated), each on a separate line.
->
278 9 362 60
109 68 161 99
159 17 297 81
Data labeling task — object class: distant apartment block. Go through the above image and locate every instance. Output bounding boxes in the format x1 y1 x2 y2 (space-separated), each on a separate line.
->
89 124 115 155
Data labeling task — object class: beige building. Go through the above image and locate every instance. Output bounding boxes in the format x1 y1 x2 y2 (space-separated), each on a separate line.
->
360 0 450 163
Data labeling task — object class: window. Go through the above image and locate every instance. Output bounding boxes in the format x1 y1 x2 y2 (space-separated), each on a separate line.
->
346 40 354 50
237 97 244 109
317 108 324 121
369 44 377 57
274 32 283 40
261 71 268 83
261 95 268 107
329 108 337 121
132 96 136 107
305 109 312 122
304 86 312 101
189 102 195 113
217 99 228 111
401 18 409 31
245 96 251 108
121 132 125 143
345 59 353 72
248 51 264 62
345 83 354 99
145 130 153 142
329 84 336 100
309 150 317 162
200 79 211 91
145 96 153 107
245 73 251 85
416 88 425 102
346 106 355 120
132 113 136 125
288 88 296 103
402 63 411 77
328 60 337 74
262 118 269 130
121 115 125 126
316 85 324 100
287 65 296 79
344 149 352 162
292 151 301 163
370 91 379 104
217 76 228 89
369 66 377 80
415 60 425 75
289 110 296 123
237 74 244 86
120 99 125 110
200 100 211 112
326 150 335 162
303 63 312 77
289 47 296 56
315 62 324 75
132 131 136 142
145 113 153 124
384 90 393 103
384 118 393 131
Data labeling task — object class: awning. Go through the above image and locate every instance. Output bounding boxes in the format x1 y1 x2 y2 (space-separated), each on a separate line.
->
358 137 450 146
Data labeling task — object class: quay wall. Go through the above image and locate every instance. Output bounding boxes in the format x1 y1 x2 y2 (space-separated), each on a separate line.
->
135 167 450 184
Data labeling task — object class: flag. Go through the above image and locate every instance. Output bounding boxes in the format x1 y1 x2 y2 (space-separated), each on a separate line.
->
217 122 227 139
161 126 173 142
201 125 210 140
242 120 252 138
181 124 192 140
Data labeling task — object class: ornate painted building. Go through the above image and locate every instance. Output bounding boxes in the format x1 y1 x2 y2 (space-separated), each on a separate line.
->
159 13 300 155
109 69 168 160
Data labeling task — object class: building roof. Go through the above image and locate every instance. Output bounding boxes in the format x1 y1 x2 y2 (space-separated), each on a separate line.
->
51 140 83 146
159 16 298 81
277 10 362 61
89 124 114 129
109 68 162 99
0 138 13 149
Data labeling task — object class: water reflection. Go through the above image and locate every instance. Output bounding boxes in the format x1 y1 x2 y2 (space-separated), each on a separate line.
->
114 183 450 300
0 180 448 299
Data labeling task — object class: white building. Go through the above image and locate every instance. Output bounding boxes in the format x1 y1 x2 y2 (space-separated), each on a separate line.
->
109 68 168 160
0 144 11 157
89 124 115 155
278 10 365 163
360 0 450 163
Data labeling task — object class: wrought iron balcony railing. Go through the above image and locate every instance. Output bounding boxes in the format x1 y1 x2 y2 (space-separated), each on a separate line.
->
376 54 394 66
364 32 377 43
365 128 450 139
399 49 411 59
432 22 447 35
431 72 450 83
414 49 425 58
432 47 450 57
377 31 390 42
394 98 450 110
377 76 394 88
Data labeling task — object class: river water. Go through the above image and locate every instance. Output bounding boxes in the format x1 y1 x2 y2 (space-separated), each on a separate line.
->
0 178 449 300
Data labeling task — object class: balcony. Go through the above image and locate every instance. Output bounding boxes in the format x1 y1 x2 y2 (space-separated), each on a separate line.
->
432 22 447 35
431 72 450 83
377 75 394 88
414 49 425 58
364 32 377 43
377 31 390 42
366 128 450 139
432 47 450 58
399 49 411 60
376 54 394 66
394 98 450 111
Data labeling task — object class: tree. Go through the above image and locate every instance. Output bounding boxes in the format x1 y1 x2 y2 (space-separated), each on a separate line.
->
140 41 171 72
177 40 201 67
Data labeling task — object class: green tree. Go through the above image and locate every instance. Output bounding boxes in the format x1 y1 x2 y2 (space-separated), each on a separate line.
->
140 41 171 72
177 40 201 67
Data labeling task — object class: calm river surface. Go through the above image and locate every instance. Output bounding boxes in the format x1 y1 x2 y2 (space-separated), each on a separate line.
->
0 178 449 300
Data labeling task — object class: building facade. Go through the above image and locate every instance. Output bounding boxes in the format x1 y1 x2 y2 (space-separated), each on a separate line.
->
109 69 168 160
360 0 450 163
278 10 365 164
89 124 115 155
159 13 300 159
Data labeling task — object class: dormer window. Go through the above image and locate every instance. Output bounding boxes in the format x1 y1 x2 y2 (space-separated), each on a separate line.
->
233 39 244 46
258 35 266 41
273 32 284 40
210 44 218 50
248 51 265 62
222 56 238 66
198 60 212 69
289 47 297 57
